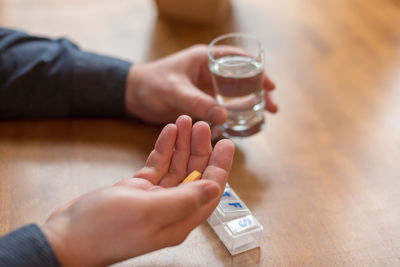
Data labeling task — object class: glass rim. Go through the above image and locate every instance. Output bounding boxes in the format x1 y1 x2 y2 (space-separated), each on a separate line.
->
207 32 264 64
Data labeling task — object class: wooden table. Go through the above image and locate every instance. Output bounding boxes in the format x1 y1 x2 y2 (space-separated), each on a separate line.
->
1 0 400 266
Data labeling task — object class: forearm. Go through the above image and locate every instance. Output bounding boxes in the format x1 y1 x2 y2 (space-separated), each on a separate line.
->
0 27 131 119
0 224 61 267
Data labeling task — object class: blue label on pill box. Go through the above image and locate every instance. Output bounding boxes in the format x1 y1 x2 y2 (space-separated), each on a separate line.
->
226 215 258 235
222 191 232 198
221 188 238 202
220 199 249 213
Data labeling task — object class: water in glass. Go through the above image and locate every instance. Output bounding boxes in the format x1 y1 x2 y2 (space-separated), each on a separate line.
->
210 55 265 137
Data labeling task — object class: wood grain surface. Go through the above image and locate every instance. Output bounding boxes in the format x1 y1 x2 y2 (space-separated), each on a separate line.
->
1 0 400 266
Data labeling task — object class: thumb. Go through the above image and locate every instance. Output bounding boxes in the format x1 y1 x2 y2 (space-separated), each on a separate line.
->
150 180 220 226
172 79 227 125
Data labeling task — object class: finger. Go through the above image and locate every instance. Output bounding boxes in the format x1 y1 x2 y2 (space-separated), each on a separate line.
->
263 72 276 91
134 123 177 185
172 79 227 125
186 45 214 92
149 180 220 226
163 139 235 237
159 115 192 187
202 139 235 188
187 121 212 174
264 91 278 113
211 125 223 142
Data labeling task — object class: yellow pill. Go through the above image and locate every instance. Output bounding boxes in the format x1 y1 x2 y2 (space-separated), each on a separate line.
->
182 170 202 184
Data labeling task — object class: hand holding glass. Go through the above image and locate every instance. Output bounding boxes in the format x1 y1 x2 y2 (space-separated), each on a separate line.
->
208 33 265 138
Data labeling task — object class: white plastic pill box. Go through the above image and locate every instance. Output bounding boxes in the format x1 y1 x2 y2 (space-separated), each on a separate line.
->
207 183 263 255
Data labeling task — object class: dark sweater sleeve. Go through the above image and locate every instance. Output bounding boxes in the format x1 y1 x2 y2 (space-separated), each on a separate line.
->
0 224 61 267
0 27 132 119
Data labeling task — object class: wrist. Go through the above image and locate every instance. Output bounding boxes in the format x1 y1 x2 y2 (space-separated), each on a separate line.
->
41 220 94 267
125 64 143 119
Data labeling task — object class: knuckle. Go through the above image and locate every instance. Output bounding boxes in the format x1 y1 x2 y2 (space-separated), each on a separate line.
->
189 94 205 108
187 44 208 61
190 96 209 117
189 94 202 106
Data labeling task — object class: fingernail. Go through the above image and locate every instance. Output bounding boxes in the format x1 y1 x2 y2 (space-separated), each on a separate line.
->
207 106 227 125
202 182 220 202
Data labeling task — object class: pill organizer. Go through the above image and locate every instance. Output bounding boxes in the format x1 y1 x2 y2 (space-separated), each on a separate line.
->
207 183 263 255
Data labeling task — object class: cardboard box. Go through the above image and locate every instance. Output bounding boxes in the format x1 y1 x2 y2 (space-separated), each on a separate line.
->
154 0 231 24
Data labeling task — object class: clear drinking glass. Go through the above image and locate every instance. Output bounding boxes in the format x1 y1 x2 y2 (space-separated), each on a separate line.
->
208 33 265 138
